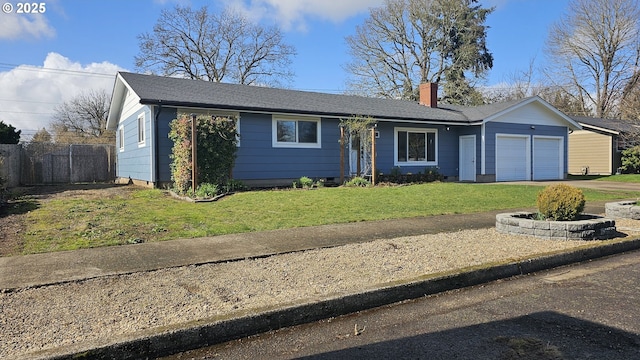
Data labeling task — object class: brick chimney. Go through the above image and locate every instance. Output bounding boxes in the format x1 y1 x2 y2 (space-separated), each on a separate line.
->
419 83 438 108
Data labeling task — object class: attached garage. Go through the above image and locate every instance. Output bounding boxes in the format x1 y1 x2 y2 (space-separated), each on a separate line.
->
496 134 530 181
495 134 564 181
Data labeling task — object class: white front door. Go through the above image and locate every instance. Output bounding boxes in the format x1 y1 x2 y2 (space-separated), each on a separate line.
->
459 135 476 182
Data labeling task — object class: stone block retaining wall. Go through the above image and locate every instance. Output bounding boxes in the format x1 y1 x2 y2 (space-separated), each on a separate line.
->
605 201 640 220
496 212 616 240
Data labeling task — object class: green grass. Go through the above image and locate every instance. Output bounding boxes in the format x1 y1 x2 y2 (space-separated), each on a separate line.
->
595 174 640 183
568 174 640 182
16 182 640 255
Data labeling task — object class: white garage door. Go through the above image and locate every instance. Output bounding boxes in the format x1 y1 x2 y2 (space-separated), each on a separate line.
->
533 136 563 180
496 135 530 181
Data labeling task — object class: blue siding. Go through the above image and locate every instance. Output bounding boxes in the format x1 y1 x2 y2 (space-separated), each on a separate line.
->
116 106 153 182
124 107 569 185
485 122 568 176
375 122 459 178
457 126 482 174
233 113 343 180
156 108 178 183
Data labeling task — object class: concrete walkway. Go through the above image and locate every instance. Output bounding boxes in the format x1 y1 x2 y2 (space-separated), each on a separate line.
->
0 197 612 291
1 210 506 290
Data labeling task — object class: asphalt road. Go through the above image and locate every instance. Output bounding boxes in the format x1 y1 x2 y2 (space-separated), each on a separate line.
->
163 250 640 360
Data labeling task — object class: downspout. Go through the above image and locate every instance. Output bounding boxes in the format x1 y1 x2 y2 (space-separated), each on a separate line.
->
154 103 162 188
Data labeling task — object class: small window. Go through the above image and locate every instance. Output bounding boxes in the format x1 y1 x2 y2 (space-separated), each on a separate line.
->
273 116 321 148
395 127 437 165
119 126 124 151
137 113 145 145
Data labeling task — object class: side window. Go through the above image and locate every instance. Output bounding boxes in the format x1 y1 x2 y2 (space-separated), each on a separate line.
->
137 113 145 145
119 126 124 151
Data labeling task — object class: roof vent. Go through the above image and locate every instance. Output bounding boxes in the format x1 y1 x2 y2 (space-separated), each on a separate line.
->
419 83 438 108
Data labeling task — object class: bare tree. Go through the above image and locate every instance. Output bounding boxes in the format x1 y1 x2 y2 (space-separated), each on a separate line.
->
483 58 546 103
545 0 640 118
135 5 296 87
345 0 493 105
50 89 114 144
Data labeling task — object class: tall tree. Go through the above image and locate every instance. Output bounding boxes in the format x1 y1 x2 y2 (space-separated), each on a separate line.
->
0 121 20 144
545 0 640 118
136 5 296 87
50 89 114 144
345 0 493 105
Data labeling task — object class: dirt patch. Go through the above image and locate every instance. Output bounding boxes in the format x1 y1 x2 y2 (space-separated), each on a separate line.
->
0 184 133 256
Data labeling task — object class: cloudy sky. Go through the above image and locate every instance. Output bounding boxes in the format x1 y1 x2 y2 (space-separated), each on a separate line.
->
0 0 569 139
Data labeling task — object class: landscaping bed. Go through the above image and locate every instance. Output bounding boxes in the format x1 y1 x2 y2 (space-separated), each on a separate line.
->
496 212 617 240
605 200 640 220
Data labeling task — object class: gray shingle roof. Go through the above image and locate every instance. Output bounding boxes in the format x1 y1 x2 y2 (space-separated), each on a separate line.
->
571 115 640 134
118 72 495 123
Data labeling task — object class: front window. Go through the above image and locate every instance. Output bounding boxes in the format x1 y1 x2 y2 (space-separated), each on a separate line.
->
273 116 321 148
395 128 437 165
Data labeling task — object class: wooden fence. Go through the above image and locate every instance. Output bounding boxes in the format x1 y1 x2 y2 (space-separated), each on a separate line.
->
0 143 116 187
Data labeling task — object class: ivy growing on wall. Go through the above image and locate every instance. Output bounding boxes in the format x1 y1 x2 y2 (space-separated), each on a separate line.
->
168 114 239 194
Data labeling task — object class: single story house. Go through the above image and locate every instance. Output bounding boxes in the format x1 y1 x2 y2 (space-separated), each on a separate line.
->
568 116 639 175
106 72 581 188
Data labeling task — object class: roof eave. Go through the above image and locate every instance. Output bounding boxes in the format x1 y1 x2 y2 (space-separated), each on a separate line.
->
578 122 620 135
137 98 474 125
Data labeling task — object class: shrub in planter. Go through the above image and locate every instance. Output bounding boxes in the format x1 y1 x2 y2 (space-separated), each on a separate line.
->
536 184 585 221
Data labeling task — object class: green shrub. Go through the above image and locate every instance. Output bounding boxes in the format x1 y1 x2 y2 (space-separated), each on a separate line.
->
195 183 219 198
223 179 246 193
168 114 239 195
621 145 640 174
345 176 370 187
536 184 585 221
293 176 314 189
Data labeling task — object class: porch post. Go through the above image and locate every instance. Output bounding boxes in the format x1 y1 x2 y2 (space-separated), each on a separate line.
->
340 125 345 184
371 125 377 186
191 114 198 191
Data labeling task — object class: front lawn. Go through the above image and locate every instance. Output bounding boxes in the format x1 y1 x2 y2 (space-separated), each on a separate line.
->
15 182 640 255
595 174 640 183
568 174 640 182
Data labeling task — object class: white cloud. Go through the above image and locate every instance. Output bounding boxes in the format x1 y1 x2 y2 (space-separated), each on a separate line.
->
0 12 55 40
0 53 126 137
223 0 384 31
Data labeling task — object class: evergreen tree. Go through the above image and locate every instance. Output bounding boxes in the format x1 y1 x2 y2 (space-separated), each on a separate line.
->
0 121 21 144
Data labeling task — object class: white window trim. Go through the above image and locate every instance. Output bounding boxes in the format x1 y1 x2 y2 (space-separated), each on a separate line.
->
272 115 322 149
137 113 146 147
118 126 124 152
394 127 438 166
